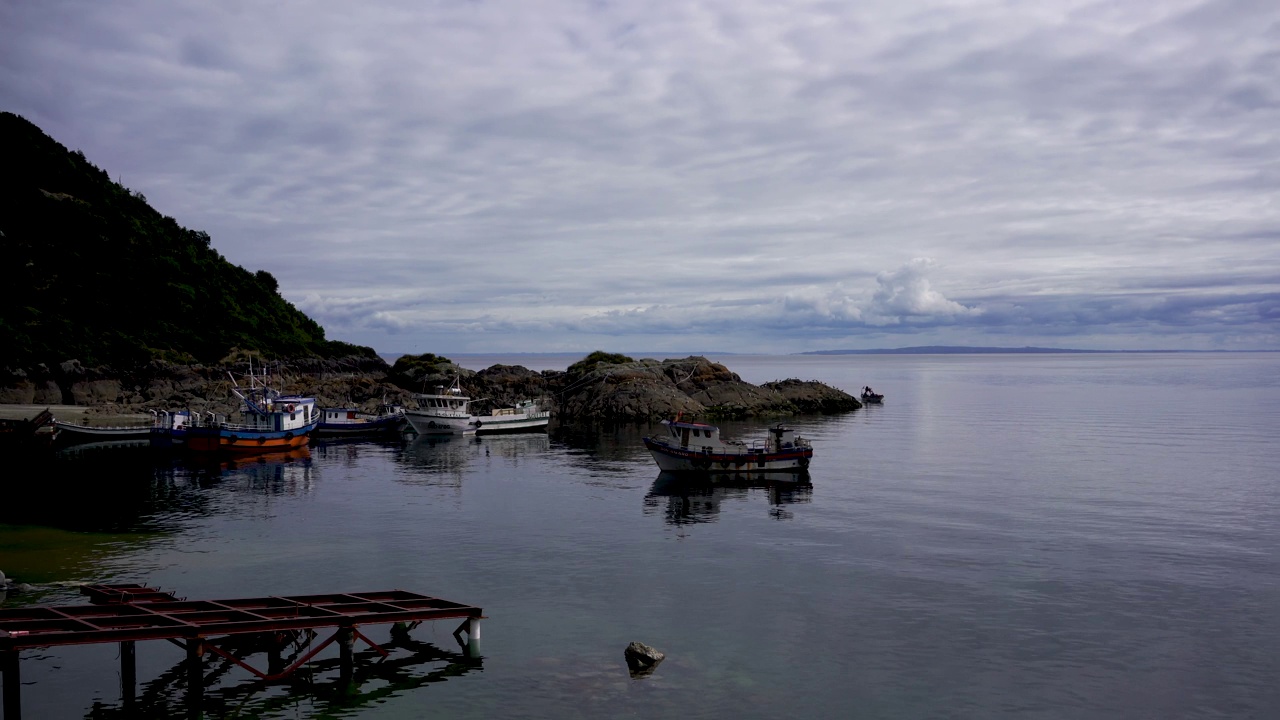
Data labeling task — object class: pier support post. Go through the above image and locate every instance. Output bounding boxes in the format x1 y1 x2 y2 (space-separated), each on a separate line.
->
2 650 20 720
337 627 355 692
466 617 482 659
185 639 204 719
120 641 136 706
267 635 284 676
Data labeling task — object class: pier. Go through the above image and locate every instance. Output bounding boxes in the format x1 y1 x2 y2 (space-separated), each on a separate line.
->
0 584 483 719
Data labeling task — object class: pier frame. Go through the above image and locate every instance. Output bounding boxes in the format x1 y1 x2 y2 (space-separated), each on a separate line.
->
0 586 483 719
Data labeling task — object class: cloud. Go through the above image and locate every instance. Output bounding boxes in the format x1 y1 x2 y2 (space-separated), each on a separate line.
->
2 0 1279 352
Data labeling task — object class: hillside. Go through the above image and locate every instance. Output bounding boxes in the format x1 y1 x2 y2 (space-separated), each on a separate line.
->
0 112 374 368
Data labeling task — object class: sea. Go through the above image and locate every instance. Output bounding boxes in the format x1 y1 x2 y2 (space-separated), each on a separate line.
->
2 352 1278 719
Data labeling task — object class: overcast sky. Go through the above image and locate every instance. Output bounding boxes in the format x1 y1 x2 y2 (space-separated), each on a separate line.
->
4 0 1278 353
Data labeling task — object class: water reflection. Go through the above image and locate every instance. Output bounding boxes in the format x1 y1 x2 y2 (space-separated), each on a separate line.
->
398 433 550 482
643 471 813 524
173 447 316 500
549 422 653 472
83 631 482 719
6 446 213 533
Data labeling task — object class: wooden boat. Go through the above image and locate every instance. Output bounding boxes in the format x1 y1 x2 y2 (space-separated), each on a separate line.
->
53 418 153 444
468 399 549 435
186 372 319 454
642 417 813 474
317 403 407 436
860 387 884 404
0 408 59 450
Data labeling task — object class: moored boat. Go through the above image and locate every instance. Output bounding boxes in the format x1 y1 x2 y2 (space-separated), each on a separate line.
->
150 409 192 447
186 373 319 454
405 377 474 435
316 403 407 436
468 399 549 435
53 418 153 444
642 417 813 474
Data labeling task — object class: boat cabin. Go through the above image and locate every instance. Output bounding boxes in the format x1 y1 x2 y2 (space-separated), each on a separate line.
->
659 418 806 453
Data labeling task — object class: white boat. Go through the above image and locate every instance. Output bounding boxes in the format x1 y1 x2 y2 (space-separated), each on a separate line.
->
405 377 474 435
642 417 813 474
467 399 549 435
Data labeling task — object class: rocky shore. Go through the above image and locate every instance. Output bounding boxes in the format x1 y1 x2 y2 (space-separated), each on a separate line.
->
0 353 861 422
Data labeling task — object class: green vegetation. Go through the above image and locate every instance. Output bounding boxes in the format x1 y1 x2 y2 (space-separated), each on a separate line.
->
566 351 635 376
390 352 455 377
0 112 376 367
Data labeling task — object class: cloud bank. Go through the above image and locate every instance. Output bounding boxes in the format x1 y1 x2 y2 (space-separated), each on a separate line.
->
3 0 1278 352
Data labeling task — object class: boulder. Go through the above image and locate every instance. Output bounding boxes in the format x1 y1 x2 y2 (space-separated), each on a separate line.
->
624 641 665 676
70 379 123 405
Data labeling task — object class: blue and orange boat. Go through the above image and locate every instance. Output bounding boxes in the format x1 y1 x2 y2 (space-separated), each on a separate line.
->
186 375 319 454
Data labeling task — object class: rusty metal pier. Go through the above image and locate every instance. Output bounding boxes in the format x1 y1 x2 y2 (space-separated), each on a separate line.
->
0 584 483 719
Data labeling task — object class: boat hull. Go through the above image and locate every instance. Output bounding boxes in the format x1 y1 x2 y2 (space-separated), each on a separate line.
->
405 412 472 435
186 421 318 454
642 437 812 473
471 413 550 435
54 421 152 445
316 415 407 436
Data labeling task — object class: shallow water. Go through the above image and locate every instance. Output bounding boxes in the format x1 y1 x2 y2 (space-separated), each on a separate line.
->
3 353 1279 718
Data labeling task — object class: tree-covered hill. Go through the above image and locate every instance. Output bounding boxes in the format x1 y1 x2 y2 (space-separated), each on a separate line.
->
0 112 375 368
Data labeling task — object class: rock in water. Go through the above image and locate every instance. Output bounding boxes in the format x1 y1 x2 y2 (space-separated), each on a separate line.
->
624 641 665 676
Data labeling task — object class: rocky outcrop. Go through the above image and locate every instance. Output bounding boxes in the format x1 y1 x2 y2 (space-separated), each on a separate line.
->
550 356 859 420
0 353 861 422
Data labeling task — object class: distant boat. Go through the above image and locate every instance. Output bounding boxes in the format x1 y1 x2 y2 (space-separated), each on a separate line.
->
643 417 813 473
860 387 884 404
186 370 318 454
316 403 407 436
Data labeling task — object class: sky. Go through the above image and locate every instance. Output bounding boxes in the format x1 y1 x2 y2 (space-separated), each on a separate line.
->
3 0 1279 354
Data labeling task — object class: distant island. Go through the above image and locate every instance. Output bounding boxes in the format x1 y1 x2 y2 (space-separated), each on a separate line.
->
800 346 1185 355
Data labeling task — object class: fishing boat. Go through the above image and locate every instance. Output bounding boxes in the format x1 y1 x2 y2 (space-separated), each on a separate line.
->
860 386 884 404
405 377 474 435
467 399 550 435
642 417 813 474
316 403 407 437
53 418 153 444
186 371 319 454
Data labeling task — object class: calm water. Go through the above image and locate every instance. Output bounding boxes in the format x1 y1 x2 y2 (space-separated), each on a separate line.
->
3 353 1279 719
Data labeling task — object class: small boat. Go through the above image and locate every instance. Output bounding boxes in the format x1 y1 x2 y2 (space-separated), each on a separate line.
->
642 417 813 474
467 399 549 435
186 371 319 454
860 386 883 404
0 408 59 450
150 409 192 447
53 418 153 444
316 403 407 436
405 377 475 435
